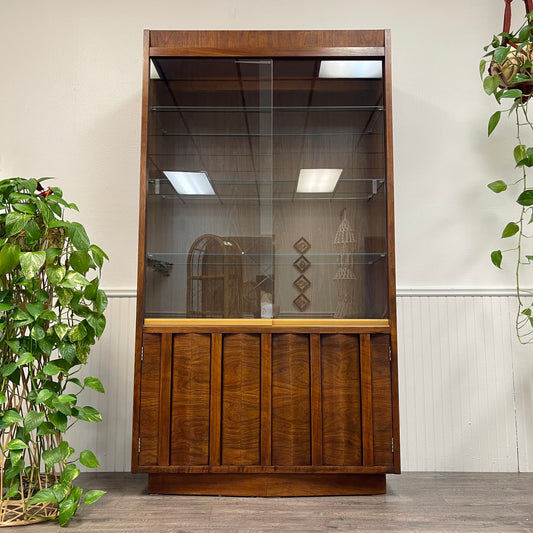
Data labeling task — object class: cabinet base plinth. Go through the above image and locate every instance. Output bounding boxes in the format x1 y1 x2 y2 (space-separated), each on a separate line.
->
147 473 386 496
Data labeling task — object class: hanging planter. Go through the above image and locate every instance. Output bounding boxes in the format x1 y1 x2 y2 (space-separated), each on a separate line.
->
481 0 533 343
0 177 107 526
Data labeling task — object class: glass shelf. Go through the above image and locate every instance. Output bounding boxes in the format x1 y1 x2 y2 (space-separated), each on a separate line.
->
151 105 384 111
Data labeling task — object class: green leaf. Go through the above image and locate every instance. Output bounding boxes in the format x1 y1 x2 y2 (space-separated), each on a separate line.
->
53 482 69 503
3 459 24 480
29 488 57 505
54 322 69 340
45 247 62 261
479 59 487 78
75 339 91 364
70 250 91 274
46 264 66 285
56 287 73 307
24 411 46 432
36 421 57 436
61 464 80 484
493 46 509 64
519 24 533 41
0 302 14 312
88 314 106 338
96 290 108 315
5 212 29 237
483 75 500 95
20 251 46 278
7 438 28 450
31 324 46 341
1 409 23 425
17 352 34 366
43 361 61 375
500 88 523 99
491 250 503 268
84 376 105 394
59 498 79 526
73 406 102 422
42 440 73 469
514 144 527 165
68 322 87 342
89 244 108 269
488 111 501 136
24 219 41 245
59 341 77 363
13 202 36 215
49 412 68 432
0 362 18 377
38 335 55 356
0 243 20 275
26 301 44 318
517 189 533 206
56 394 76 404
522 308 532 316
68 222 90 253
35 389 54 405
488 179 507 193
80 449 100 468
84 489 105 505
4 481 19 499
60 271 90 288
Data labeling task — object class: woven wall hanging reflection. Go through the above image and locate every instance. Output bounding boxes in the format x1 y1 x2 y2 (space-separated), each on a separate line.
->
293 237 311 310
334 210 356 318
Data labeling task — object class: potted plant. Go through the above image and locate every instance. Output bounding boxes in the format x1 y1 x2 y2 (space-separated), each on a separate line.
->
481 1 533 343
0 177 107 526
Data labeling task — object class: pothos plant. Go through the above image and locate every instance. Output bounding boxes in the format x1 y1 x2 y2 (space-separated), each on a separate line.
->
0 177 108 526
481 9 533 343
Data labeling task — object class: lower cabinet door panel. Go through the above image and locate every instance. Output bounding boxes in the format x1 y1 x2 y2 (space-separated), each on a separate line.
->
271 334 311 466
221 333 261 465
170 333 211 465
138 333 162 466
371 334 394 466
321 334 362 466
138 330 396 480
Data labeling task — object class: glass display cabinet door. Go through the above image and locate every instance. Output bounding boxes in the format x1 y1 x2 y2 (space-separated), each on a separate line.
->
144 56 387 320
145 58 274 319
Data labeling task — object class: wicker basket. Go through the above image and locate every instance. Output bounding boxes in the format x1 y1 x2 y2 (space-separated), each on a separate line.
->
0 499 57 528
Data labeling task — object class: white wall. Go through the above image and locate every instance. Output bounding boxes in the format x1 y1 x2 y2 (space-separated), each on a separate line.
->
1 0 533 471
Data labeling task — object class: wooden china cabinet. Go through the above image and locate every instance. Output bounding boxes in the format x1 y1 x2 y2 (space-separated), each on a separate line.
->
132 29 400 495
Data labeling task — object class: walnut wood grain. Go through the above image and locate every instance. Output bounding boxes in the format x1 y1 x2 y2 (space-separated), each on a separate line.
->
360 333 374 466
147 473 386 496
261 334 272 465
209 333 222 465
170 334 211 465
221 333 261 465
272 334 311 466
310 334 323 466
321 334 362 466
138 333 161 466
371 334 394 466
149 30 386 52
157 334 173 465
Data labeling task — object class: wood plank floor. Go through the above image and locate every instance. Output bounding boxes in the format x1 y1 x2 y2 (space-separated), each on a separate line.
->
17 472 533 532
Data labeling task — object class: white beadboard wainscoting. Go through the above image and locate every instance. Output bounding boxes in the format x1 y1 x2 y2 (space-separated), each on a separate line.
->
67 290 533 473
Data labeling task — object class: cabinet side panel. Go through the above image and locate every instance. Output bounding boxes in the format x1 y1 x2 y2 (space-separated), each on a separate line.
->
170 333 211 465
321 334 362 465
139 333 161 466
221 333 261 465
272 334 311 466
371 334 394 466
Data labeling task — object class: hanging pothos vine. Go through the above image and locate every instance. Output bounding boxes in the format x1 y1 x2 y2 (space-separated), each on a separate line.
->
481 5 533 343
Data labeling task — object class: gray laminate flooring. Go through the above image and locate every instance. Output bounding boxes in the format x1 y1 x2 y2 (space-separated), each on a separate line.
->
7 472 533 532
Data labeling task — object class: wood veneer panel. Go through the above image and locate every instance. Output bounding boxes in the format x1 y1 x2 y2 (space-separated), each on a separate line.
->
360 334 374 466
158 334 173 465
271 334 311 466
371 334 394 466
221 333 261 465
148 473 386 496
261 334 272 465
321 334 362 466
170 334 211 465
138 333 161 466
209 334 222 465
149 30 386 51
